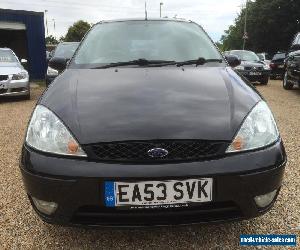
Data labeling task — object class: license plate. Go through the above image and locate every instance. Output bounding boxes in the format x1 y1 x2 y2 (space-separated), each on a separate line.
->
249 72 262 76
104 178 213 208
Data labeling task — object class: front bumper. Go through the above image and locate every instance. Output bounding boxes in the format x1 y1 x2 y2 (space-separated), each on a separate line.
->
270 68 285 78
20 140 286 227
0 78 29 97
236 70 270 82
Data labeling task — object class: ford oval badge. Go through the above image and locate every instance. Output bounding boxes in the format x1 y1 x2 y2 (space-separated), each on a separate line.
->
147 148 169 158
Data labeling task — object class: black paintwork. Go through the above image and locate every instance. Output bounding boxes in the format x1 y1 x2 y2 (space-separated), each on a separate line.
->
285 50 300 87
235 61 270 83
227 50 270 83
270 53 286 79
45 42 79 86
40 67 260 144
283 33 300 88
225 55 241 67
20 140 286 226
20 18 286 227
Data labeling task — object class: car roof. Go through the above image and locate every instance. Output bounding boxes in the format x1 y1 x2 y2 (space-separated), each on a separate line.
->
96 18 191 25
59 42 80 45
0 48 13 51
230 50 254 53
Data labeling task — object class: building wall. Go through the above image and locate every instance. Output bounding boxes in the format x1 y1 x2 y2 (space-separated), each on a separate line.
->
0 9 47 79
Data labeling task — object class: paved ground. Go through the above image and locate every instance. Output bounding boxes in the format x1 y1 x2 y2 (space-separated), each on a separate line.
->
0 80 299 249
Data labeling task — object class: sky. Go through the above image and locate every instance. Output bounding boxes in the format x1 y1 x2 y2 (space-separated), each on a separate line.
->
0 0 244 41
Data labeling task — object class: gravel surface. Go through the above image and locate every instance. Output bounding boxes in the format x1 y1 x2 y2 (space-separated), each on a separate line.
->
0 80 299 249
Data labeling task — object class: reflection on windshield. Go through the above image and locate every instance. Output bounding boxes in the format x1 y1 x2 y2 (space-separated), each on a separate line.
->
0 50 17 63
73 21 222 67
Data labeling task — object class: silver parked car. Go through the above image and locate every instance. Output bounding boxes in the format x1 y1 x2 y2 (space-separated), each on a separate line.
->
0 48 30 99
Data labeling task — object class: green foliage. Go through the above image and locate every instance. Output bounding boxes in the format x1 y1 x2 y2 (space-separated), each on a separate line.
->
64 20 91 42
45 35 58 45
58 36 65 42
220 0 300 54
214 41 223 51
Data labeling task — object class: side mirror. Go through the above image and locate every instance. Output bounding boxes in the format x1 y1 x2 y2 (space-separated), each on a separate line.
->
225 55 241 67
49 57 67 71
21 59 27 64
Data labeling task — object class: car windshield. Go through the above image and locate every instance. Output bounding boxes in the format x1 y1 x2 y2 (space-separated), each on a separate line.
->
0 50 17 63
272 53 286 60
54 43 79 58
230 50 259 61
72 20 222 67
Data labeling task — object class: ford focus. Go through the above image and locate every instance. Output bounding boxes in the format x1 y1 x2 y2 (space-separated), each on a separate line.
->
20 19 286 227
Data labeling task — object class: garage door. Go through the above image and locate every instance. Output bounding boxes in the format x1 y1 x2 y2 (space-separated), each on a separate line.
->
0 21 28 66
0 21 26 30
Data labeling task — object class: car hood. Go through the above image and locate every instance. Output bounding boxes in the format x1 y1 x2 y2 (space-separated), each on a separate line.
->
289 50 300 57
41 67 261 144
0 63 23 75
240 61 265 67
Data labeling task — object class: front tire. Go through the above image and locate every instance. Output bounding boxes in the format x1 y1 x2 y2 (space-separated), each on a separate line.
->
283 72 294 90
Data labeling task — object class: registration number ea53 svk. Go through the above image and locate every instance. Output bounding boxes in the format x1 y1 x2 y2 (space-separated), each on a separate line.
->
104 178 213 208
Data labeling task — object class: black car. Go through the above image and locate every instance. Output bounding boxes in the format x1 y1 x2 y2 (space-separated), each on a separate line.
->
229 50 271 85
20 19 286 227
270 52 286 80
283 33 300 90
46 42 79 86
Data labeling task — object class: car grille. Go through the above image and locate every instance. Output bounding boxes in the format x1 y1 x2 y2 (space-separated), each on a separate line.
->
11 87 26 92
0 75 8 81
71 201 242 226
85 140 228 163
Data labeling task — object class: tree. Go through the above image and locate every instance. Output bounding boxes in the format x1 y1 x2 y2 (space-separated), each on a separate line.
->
220 0 300 55
58 36 65 42
215 41 224 51
64 20 91 42
45 35 58 45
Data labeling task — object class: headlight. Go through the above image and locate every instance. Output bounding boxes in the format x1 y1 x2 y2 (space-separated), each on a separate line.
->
12 71 28 80
263 64 270 70
26 105 87 157
226 101 279 153
47 66 59 76
235 65 244 70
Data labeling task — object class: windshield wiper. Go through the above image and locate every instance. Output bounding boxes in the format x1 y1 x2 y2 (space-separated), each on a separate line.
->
92 59 177 69
176 57 223 67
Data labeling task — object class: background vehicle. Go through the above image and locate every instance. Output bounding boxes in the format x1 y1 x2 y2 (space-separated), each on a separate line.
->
46 42 79 86
257 53 271 66
228 50 270 85
269 52 286 80
283 33 300 90
0 48 30 99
